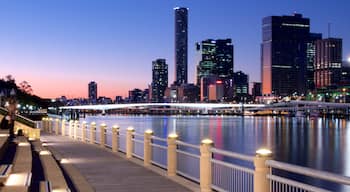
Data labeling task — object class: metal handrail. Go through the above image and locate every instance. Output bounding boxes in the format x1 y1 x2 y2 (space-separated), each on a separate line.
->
151 136 167 142
176 140 200 150
176 149 200 159
267 174 332 192
151 143 167 150
212 159 254 174
211 148 255 162
133 132 144 137
267 160 350 185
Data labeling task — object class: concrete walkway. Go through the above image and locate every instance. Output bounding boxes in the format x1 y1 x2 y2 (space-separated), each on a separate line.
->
40 134 192 192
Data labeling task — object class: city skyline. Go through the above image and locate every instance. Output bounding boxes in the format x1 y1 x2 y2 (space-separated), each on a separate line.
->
0 0 350 99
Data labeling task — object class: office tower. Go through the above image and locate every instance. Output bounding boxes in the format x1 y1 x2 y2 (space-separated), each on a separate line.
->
174 7 188 85
261 13 313 96
151 59 168 103
306 33 322 91
252 82 262 99
233 71 249 101
196 39 234 101
314 38 342 89
88 81 97 103
341 60 350 86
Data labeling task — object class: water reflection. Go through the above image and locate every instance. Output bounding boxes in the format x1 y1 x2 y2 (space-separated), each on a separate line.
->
83 115 350 191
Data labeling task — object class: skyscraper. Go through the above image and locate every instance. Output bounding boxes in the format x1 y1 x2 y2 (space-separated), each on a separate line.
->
174 7 188 85
306 33 322 91
196 39 234 101
88 81 97 103
261 13 312 96
314 38 342 89
151 59 168 103
233 71 249 102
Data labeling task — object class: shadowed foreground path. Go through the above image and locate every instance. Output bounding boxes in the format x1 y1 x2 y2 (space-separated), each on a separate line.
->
40 134 192 192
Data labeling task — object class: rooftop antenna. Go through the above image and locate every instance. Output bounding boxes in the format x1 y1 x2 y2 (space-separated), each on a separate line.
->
328 22 331 38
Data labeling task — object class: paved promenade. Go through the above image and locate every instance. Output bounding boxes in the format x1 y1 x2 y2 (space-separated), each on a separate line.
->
40 134 192 192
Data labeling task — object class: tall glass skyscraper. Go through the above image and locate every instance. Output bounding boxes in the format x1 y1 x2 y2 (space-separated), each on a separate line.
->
88 81 97 103
261 13 313 96
174 7 188 85
151 59 168 103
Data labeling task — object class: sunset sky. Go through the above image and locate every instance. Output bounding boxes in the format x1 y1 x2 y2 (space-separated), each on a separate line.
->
0 0 349 99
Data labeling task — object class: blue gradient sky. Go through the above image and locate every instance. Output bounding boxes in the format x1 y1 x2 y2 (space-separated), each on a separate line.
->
0 0 349 98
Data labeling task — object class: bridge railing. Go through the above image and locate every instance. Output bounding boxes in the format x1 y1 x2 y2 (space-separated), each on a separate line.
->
41 118 350 192
211 148 255 192
267 160 350 192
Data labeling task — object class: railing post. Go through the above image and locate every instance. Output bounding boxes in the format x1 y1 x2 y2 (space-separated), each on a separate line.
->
100 123 107 148
69 120 73 138
200 139 213 192
126 127 134 158
73 120 79 139
112 125 119 152
90 122 96 144
167 133 178 176
81 121 87 142
61 119 66 136
144 130 153 166
48 118 53 133
254 149 272 192
55 119 60 135
41 118 45 132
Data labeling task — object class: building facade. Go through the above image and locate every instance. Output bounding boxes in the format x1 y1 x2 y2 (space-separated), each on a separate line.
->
88 81 97 103
233 71 249 102
306 33 322 91
314 38 342 89
252 82 262 99
196 39 234 101
261 13 312 96
151 59 168 103
174 7 188 85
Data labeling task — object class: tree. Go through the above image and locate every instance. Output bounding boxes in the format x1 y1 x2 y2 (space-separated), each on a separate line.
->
19 81 33 95
5 75 15 84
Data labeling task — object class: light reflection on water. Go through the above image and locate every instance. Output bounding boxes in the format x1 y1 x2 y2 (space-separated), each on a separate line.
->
83 115 350 192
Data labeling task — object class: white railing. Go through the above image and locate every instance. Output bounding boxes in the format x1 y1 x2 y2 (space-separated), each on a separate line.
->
132 133 144 159
118 133 126 153
267 160 350 192
41 118 350 192
211 148 255 192
176 140 200 182
150 136 167 169
105 130 112 148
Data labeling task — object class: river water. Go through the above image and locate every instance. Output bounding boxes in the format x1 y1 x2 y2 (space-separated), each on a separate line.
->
82 115 350 191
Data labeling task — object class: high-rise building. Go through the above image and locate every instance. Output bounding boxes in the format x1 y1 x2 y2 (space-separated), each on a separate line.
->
252 82 262 99
233 71 249 101
314 38 342 89
261 13 313 96
151 59 168 103
306 33 322 91
196 39 234 101
341 60 350 86
88 81 97 103
174 7 188 85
